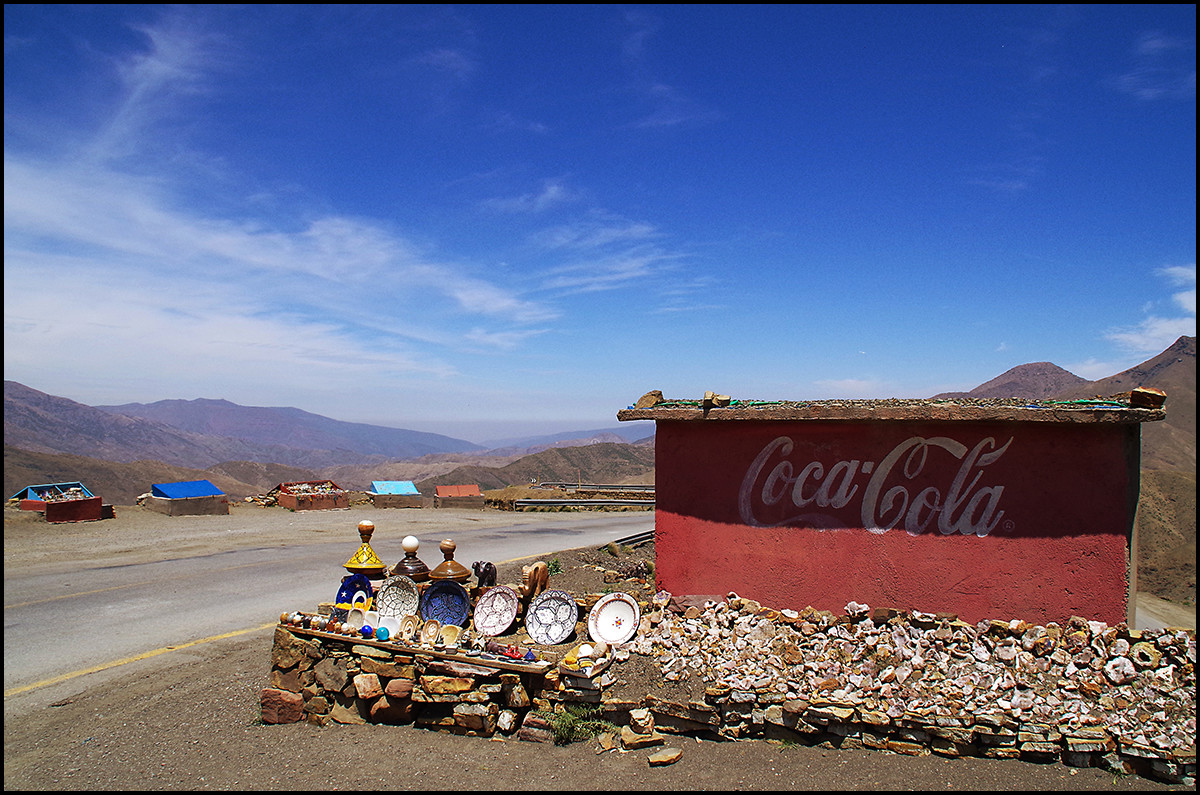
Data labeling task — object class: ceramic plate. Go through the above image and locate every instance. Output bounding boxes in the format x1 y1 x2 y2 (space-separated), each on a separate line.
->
472 585 519 636
439 624 462 648
524 589 578 646
420 580 471 626
335 573 373 611
588 592 640 645
399 614 421 643
420 618 442 646
375 575 420 619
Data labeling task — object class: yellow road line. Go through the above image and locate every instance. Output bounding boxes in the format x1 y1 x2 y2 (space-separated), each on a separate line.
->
3 623 276 698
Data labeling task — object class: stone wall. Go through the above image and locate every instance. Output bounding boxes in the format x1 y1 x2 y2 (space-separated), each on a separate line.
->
262 595 1196 786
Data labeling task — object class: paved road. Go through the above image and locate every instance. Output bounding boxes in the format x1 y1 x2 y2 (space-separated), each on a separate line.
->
2 508 652 695
5 505 1191 700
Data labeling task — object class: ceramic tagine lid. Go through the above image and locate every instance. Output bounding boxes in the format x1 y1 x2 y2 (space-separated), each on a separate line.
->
344 520 387 580
428 538 471 583
393 535 431 582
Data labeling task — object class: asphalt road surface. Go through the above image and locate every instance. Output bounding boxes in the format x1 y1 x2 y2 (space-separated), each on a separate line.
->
3 505 653 697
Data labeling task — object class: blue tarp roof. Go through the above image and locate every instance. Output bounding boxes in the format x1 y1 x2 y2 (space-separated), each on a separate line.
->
371 480 419 495
10 482 93 501
151 480 225 499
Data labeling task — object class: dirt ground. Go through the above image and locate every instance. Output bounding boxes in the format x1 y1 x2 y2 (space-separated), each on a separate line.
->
2 504 1192 791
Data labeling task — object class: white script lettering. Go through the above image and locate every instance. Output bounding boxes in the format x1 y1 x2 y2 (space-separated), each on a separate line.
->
738 435 1012 536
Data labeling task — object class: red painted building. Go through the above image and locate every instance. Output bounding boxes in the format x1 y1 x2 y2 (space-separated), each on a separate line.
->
618 397 1165 626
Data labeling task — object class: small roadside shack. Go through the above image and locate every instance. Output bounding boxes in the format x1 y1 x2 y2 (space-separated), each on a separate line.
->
369 480 426 509
617 391 1167 627
10 481 107 523
144 479 230 516
434 484 485 509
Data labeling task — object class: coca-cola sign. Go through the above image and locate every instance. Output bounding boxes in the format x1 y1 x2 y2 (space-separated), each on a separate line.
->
738 434 1013 536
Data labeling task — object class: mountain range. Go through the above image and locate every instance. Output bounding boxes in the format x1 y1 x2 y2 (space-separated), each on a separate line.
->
5 336 1193 603
6 336 1192 490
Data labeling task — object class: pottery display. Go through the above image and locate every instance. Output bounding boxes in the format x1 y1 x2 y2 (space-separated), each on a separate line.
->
336 573 374 613
399 614 421 644
472 584 519 636
375 574 420 619
524 589 578 646
588 592 640 645
420 618 442 646
420 580 471 627
377 614 401 642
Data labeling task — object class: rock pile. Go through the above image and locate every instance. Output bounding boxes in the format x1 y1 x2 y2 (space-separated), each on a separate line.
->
629 592 1195 783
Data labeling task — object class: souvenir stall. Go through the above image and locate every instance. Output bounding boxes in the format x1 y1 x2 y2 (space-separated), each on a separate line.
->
272 480 350 511
263 520 642 738
10 481 107 523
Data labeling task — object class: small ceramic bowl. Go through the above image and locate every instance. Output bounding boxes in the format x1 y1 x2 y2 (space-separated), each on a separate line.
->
346 608 367 630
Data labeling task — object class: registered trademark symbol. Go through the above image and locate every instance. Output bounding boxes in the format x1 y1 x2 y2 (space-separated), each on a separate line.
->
1003 519 1015 532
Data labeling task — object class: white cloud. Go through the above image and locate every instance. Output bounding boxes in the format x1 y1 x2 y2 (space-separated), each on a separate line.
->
1104 264 1197 353
1062 358 1126 381
483 178 579 213
532 214 660 250
412 48 476 81
1110 31 1196 101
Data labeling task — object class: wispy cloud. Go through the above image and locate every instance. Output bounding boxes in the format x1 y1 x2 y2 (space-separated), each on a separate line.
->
1110 31 1196 101
411 47 476 81
483 178 580 213
618 10 720 129
538 248 681 295
1104 264 1197 353
532 213 660 250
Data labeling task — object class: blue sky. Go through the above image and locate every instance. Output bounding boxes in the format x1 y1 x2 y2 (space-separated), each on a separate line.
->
4 5 1195 443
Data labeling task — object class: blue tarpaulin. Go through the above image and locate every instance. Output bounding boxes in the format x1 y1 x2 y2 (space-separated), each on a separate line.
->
371 480 419 495
152 480 225 499
10 482 93 501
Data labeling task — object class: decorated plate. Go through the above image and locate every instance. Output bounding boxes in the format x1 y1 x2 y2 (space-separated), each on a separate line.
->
399 614 421 644
375 575 420 619
524 589 578 646
420 618 442 646
335 573 373 612
420 580 471 627
588 592 641 645
472 585 519 636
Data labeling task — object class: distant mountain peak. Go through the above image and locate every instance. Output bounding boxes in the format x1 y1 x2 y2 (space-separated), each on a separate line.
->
933 361 1088 401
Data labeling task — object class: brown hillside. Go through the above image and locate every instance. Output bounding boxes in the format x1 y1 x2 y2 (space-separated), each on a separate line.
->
1136 468 1197 606
414 442 655 493
1055 335 1196 472
933 362 1089 400
317 452 524 492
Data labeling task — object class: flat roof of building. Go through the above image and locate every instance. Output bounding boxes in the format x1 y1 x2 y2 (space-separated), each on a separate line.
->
617 395 1166 424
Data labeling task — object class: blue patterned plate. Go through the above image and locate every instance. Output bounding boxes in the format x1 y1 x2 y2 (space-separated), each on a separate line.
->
419 580 471 627
335 572 373 612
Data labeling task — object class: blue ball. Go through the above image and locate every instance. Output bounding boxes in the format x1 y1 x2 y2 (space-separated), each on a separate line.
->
361 625 374 638
375 627 390 641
